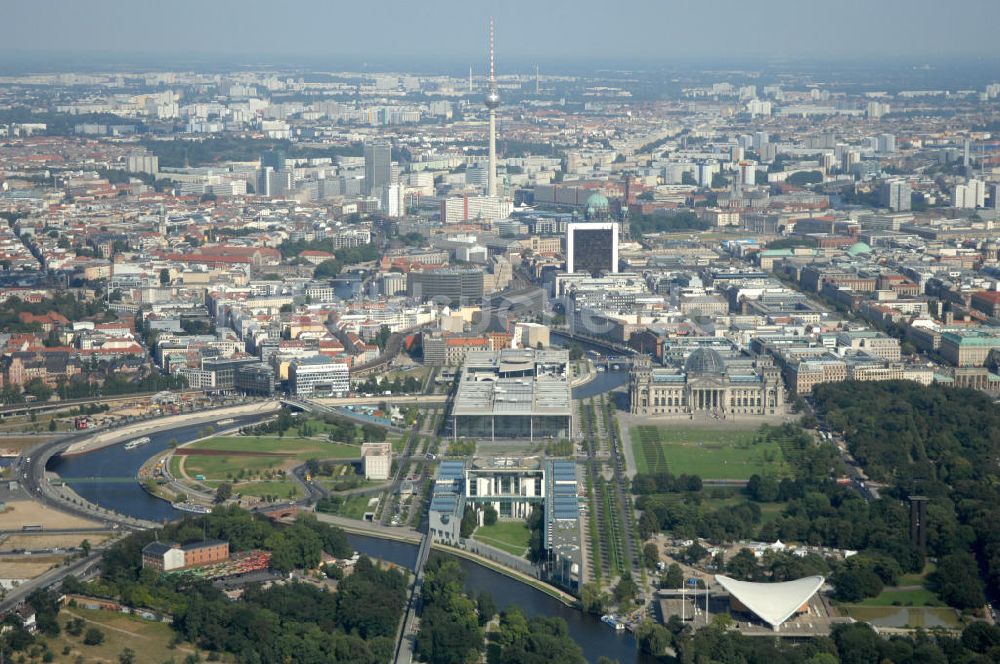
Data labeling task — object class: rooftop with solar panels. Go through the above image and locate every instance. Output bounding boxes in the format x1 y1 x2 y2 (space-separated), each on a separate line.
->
427 456 583 592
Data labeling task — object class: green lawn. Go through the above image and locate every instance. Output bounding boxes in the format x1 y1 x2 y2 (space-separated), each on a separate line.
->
337 494 380 520
898 563 936 587
699 493 785 523
168 454 183 479
473 521 531 557
858 588 945 608
189 436 361 460
235 480 302 500
183 454 285 480
631 426 791 480
177 436 360 488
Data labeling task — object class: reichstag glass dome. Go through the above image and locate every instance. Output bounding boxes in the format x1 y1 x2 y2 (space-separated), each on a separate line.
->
684 347 726 375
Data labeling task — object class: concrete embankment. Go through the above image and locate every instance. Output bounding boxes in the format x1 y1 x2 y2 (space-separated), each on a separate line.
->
63 400 281 456
433 543 578 607
570 360 596 389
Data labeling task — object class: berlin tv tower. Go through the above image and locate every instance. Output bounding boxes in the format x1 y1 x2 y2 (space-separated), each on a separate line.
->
484 17 500 198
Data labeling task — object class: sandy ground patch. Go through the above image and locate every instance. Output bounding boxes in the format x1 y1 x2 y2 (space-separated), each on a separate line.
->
0 500 100 530
0 533 110 551
0 555 65 579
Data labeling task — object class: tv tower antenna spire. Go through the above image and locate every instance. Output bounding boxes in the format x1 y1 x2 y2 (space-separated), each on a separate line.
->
484 16 500 198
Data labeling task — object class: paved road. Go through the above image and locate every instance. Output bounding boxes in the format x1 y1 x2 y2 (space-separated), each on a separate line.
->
312 511 421 543
0 552 103 613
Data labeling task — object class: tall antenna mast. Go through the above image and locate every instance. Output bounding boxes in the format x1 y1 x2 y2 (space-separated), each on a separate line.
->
484 17 500 198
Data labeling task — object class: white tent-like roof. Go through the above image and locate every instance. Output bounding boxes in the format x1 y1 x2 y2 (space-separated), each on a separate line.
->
714 575 825 629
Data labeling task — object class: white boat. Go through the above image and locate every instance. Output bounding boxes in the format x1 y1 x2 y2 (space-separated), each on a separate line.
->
123 437 151 450
601 614 625 631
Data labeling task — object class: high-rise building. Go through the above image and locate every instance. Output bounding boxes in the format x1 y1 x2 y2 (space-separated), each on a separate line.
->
953 179 986 209
698 161 719 187
260 149 286 172
877 133 896 153
879 179 911 211
381 184 401 218
739 161 757 187
364 142 392 195
566 222 619 275
126 153 159 175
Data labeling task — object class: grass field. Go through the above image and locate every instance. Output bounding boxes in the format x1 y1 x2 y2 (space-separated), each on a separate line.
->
183 454 285 480
631 425 791 480
189 436 360 460
473 521 531 557
233 480 302 500
50 607 212 663
178 435 361 481
337 494 380 520
168 454 183 480
858 588 945 607
898 563 936 587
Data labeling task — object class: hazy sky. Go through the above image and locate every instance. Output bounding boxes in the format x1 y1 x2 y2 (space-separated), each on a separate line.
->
4 0 1000 66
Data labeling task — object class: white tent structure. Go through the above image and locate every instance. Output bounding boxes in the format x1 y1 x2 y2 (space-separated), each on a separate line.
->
714 575 825 630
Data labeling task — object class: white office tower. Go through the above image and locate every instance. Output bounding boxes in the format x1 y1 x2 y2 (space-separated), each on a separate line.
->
485 18 500 197
698 161 719 187
126 153 159 175
954 179 986 209
746 99 772 116
739 161 757 187
821 153 836 174
877 133 896 153
381 184 401 218
753 131 769 150
866 101 890 119
879 180 911 212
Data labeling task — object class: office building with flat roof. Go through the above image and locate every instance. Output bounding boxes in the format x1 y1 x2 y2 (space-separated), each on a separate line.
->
288 356 349 396
428 457 581 591
566 222 619 275
452 349 573 442
407 268 484 306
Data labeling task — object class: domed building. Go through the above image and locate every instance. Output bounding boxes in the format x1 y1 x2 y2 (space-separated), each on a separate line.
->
584 192 610 221
630 348 784 418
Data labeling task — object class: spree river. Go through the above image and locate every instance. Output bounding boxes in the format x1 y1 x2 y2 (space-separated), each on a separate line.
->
47 413 268 523
345 533 644 664
45 326 642 662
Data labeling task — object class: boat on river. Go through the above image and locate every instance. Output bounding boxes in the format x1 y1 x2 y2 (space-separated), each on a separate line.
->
601 614 625 631
123 437 151 450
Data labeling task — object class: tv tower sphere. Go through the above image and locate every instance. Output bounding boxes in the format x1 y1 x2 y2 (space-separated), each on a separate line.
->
485 88 500 109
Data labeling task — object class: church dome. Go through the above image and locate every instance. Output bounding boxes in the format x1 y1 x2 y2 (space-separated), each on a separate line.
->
585 192 609 211
846 241 871 256
684 347 726 375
